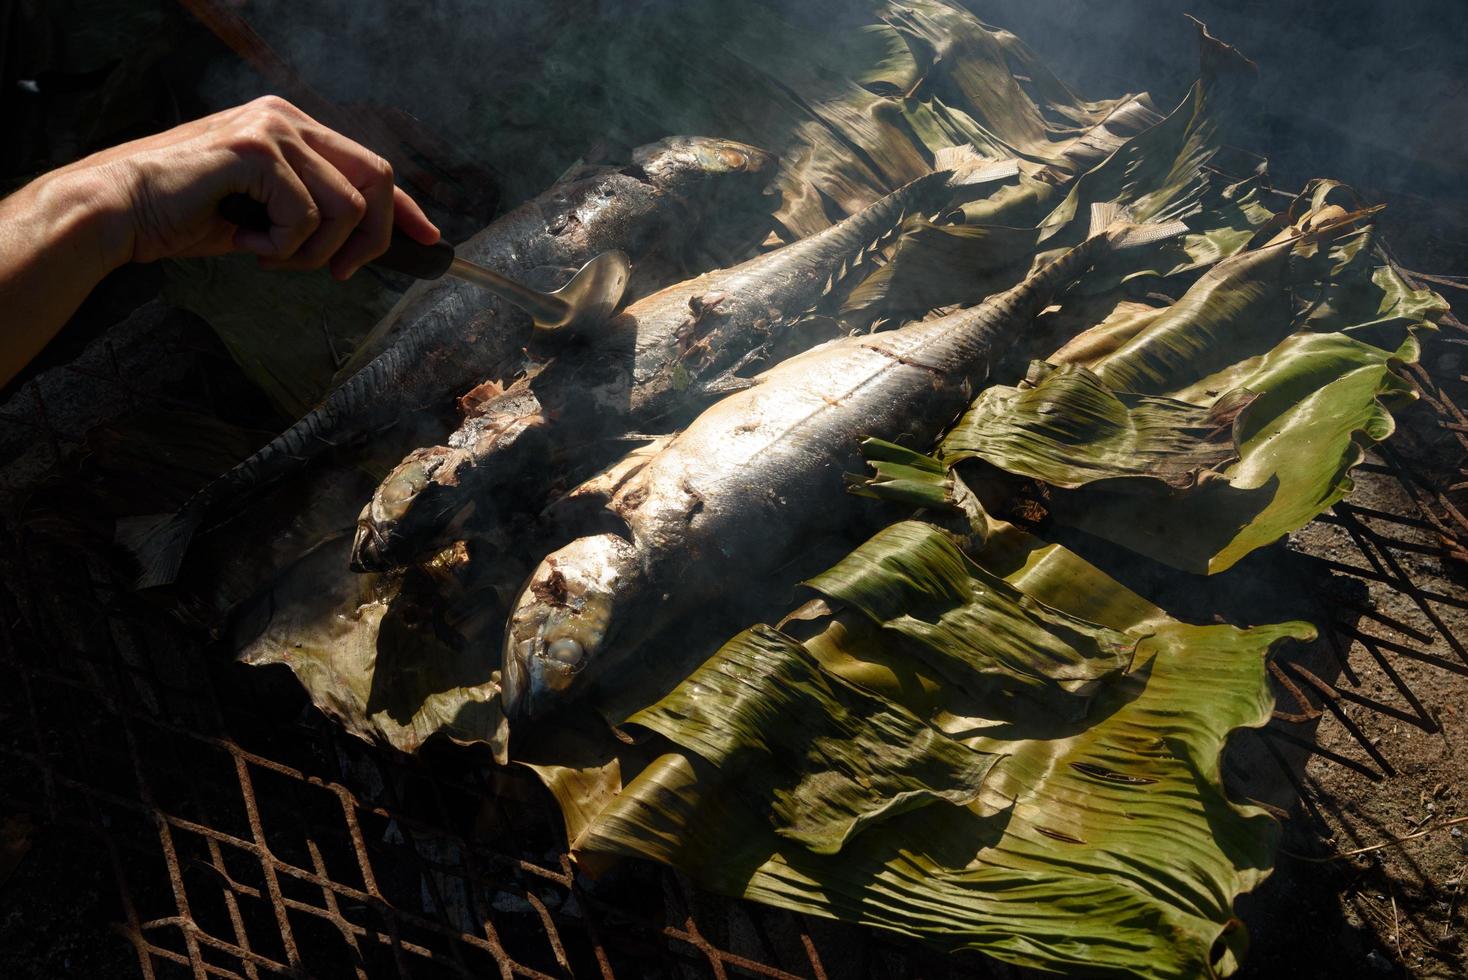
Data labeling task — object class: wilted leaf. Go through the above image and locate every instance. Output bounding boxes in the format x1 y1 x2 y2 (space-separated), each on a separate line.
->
162 255 400 418
842 17 1260 327
236 536 511 762
629 623 1003 855
576 519 1312 979
1048 329 1423 573
949 204 1445 573
802 521 1135 720
942 361 1252 490
847 437 954 510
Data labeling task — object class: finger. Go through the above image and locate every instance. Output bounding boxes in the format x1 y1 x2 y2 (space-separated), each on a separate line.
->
229 151 321 260
328 165 395 280
296 123 392 191
392 185 440 245
262 141 367 270
293 128 431 271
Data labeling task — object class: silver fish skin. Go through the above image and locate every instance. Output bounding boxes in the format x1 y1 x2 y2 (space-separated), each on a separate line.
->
501 209 1177 718
123 137 778 588
353 158 1020 571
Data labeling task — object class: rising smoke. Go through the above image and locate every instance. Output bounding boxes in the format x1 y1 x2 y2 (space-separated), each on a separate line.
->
188 0 1468 233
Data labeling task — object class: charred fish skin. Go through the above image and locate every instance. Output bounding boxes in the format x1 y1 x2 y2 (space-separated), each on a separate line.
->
502 208 1180 718
122 137 778 588
353 158 1020 572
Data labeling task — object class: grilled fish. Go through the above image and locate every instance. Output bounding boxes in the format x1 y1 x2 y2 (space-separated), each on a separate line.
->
353 153 1021 571
123 136 777 587
500 204 1186 718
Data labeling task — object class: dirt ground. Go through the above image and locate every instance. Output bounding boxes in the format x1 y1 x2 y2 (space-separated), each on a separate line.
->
1232 426 1468 976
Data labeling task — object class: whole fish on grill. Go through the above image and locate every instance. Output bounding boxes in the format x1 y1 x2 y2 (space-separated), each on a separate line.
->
352 151 1021 571
122 137 778 587
498 204 1188 719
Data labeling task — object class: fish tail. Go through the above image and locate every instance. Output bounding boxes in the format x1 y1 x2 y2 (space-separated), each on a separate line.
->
116 500 206 589
1088 202 1191 248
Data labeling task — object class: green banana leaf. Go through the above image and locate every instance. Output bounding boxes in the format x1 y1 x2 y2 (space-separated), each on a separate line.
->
572 520 1313 979
802 521 1136 720
847 436 955 510
1049 329 1422 573
627 623 1005 856
943 361 1252 491
935 197 1446 573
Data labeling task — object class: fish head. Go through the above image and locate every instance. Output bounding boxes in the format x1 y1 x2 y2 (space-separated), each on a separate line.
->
501 533 643 720
351 447 470 571
630 137 779 265
632 136 778 195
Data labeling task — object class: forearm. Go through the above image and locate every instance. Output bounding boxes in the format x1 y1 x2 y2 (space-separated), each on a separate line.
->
0 166 130 388
0 97 436 389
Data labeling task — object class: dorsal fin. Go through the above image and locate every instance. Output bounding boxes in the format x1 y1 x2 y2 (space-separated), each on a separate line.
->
1088 202 1191 248
934 146 1020 187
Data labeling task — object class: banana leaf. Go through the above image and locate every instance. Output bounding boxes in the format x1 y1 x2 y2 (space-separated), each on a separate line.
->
936 198 1447 574
942 362 1252 491
236 536 512 762
840 17 1265 328
627 623 1004 855
801 521 1136 721
572 519 1313 979
161 254 400 419
1047 329 1423 573
847 437 954 511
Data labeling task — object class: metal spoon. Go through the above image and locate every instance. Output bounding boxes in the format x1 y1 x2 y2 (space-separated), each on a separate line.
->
219 194 631 333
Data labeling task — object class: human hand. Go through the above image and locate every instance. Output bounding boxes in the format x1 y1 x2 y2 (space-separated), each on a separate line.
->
76 95 440 279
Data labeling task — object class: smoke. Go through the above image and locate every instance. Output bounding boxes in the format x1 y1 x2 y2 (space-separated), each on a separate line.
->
194 0 733 210
187 0 1468 219
970 0 1467 208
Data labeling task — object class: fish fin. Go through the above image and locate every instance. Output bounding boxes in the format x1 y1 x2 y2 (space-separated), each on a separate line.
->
543 438 666 533
1087 202 1129 237
1089 202 1190 248
697 372 760 398
116 505 203 589
935 147 1020 187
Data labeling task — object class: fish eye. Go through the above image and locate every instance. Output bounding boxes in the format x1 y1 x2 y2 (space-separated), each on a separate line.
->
545 637 585 666
716 147 748 170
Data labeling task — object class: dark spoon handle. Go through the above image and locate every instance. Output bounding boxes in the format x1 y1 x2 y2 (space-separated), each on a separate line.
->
218 193 455 280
